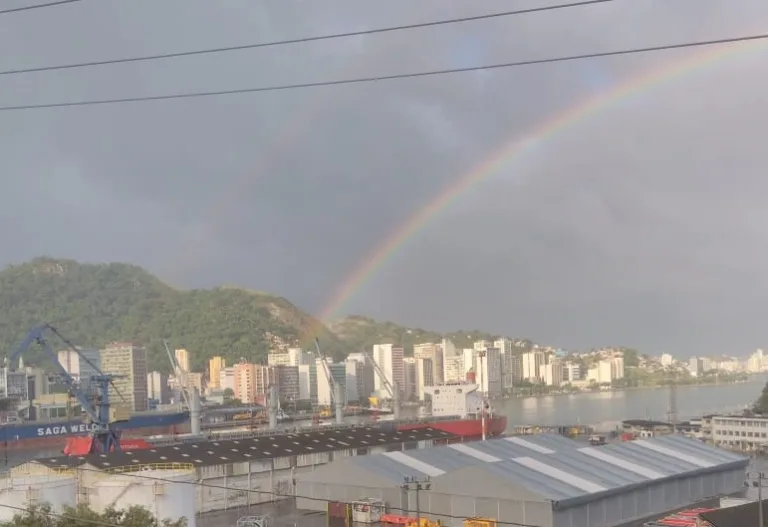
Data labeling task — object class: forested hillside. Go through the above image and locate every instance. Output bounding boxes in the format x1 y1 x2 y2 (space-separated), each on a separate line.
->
0 257 347 371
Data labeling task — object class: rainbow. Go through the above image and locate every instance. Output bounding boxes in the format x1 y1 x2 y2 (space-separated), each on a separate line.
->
312 38 764 332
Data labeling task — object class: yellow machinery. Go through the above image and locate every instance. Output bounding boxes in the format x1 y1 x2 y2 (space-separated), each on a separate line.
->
464 518 498 527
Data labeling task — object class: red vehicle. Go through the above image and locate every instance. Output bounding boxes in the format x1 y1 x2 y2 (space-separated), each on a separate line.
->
63 436 153 456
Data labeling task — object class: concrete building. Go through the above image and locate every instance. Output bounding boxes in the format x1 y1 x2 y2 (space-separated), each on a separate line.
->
543 361 564 387
297 434 748 527
403 358 417 401
174 349 190 373
710 415 768 452
275 365 300 404
147 371 170 405
372 344 404 398
414 358 434 401
414 342 444 385
208 356 225 390
100 342 148 412
297 364 312 401
522 350 547 383
442 355 463 384
317 360 347 406
57 348 101 391
475 348 502 397
344 358 366 404
218 367 236 393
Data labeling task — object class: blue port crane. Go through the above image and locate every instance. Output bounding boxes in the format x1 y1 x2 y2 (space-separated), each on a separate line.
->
6 324 125 454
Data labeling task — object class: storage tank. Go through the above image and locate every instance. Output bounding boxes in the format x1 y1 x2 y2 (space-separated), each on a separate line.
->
0 472 77 522
89 465 196 527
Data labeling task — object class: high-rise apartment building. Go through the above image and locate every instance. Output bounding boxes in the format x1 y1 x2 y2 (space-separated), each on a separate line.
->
100 342 148 412
522 351 547 382
372 344 404 397
475 348 502 397
57 348 100 391
275 365 300 403
268 348 313 367
442 355 463 383
316 359 347 406
345 359 365 403
413 342 444 385
147 371 170 404
414 357 434 401
174 349 190 373
208 356 225 389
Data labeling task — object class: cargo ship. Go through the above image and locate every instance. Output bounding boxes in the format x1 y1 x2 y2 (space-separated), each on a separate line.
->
396 383 507 439
0 410 189 451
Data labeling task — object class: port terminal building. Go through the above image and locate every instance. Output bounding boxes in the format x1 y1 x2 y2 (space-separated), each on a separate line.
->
0 426 454 523
297 434 748 527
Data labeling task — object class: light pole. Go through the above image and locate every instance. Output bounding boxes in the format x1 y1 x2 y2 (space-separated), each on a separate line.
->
401 476 431 526
745 471 766 527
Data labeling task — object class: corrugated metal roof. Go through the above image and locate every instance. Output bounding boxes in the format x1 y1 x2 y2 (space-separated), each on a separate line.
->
347 434 748 505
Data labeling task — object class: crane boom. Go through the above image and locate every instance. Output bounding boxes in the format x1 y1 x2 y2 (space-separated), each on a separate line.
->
7 324 125 453
314 338 337 406
364 349 400 419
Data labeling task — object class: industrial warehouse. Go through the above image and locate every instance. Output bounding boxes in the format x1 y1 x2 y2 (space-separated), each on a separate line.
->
0 425 455 526
296 433 749 527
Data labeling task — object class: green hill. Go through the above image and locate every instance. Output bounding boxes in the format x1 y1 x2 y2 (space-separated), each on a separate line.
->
0 257 347 372
328 315 503 354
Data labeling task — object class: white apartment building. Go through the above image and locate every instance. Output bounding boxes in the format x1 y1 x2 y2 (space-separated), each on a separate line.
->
316 359 338 406
443 355 463 383
522 351 547 383
747 349 765 373
372 344 405 397
297 364 312 401
563 362 583 383
414 357 434 401
586 357 625 384
462 349 475 380
413 342 444 385
268 347 313 367
219 367 236 393
493 338 514 390
543 361 564 387
660 353 673 367
474 348 502 397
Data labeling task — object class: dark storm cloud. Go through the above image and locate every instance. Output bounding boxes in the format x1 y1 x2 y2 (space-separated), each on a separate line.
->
1 0 767 355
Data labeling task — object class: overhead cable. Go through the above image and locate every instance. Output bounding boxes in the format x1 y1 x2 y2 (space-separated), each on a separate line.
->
0 31 765 112
0 0 618 76
0 0 85 15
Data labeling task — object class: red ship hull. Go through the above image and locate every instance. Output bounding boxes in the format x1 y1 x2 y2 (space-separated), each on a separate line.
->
397 415 507 438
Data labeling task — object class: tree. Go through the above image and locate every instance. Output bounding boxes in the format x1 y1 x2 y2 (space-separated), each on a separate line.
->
1 503 187 527
754 381 768 414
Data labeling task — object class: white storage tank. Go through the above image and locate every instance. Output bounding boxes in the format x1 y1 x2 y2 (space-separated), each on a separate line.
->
0 471 77 522
89 465 196 527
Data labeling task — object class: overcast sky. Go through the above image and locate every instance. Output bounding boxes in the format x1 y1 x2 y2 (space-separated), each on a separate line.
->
2 0 767 356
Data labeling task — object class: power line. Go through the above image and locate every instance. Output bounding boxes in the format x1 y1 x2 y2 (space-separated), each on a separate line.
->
0 0 617 77
1 31 766 112
0 0 85 15
63 463 541 527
